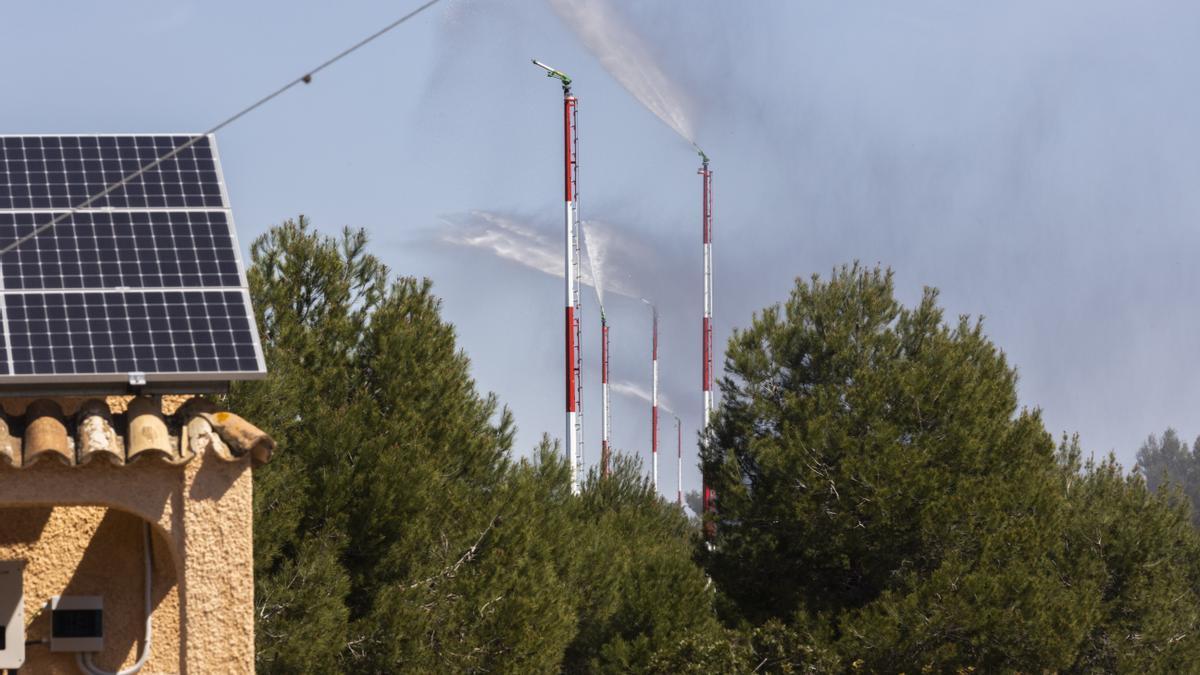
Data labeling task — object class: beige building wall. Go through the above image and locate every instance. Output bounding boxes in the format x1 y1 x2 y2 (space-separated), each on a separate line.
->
0 396 271 674
0 506 181 674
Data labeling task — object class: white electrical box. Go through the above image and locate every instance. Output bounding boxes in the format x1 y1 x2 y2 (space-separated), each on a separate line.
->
50 595 104 653
0 560 25 669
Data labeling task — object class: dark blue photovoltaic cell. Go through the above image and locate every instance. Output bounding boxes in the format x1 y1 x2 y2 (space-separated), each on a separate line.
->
0 211 241 290
0 135 224 209
5 291 260 376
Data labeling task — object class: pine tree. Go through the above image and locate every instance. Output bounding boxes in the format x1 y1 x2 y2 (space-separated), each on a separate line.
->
234 231 1200 671
701 264 1092 671
1136 428 1200 528
562 453 722 673
230 217 517 671
1059 438 1200 672
234 217 721 672
363 438 578 672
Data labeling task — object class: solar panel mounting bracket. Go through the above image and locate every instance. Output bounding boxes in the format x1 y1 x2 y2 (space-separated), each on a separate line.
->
128 372 147 387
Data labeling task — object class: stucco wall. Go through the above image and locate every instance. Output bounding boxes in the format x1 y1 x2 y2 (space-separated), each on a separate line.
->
0 451 255 673
0 506 181 673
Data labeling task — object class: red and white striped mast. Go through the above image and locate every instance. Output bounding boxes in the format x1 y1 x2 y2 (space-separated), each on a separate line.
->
535 59 581 494
675 416 683 506
653 304 659 492
601 309 611 478
643 298 659 492
699 149 715 527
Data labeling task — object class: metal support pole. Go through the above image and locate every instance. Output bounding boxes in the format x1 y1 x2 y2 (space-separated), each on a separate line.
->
699 152 715 532
534 59 581 494
676 416 683 506
651 303 659 492
601 313 611 478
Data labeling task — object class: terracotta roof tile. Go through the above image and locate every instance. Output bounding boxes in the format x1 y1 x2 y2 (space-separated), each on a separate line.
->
0 396 274 469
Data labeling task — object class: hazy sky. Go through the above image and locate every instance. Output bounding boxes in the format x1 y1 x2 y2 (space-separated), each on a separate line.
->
5 1 1200 497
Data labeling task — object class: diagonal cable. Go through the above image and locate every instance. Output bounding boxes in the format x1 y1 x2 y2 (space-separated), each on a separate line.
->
0 0 442 257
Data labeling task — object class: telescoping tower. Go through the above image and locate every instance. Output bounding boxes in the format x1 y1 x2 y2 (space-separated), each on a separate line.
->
675 416 683 506
644 299 659 491
534 59 583 494
601 309 611 477
698 149 715 523
652 303 659 491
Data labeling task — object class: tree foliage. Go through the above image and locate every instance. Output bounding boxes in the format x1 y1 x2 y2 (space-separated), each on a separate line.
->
1058 438 1200 672
232 217 716 672
234 222 1200 672
701 264 1200 672
1136 428 1200 528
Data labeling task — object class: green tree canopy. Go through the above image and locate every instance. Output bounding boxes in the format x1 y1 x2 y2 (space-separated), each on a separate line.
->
231 225 1200 672
1136 428 1200 528
703 264 1089 670
233 217 719 672
1058 438 1200 672
231 215 518 671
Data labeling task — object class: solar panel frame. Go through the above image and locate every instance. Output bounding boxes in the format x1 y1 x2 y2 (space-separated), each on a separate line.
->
0 133 266 390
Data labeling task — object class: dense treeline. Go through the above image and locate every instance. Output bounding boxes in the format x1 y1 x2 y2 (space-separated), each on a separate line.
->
232 219 1200 672
1137 429 1200 529
228 218 719 673
700 265 1200 672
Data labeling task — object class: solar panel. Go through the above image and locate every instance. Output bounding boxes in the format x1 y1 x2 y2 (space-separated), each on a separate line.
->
0 135 223 209
0 211 241 290
0 134 265 392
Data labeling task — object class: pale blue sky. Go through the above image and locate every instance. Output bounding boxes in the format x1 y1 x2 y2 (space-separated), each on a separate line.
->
6 1 1200 495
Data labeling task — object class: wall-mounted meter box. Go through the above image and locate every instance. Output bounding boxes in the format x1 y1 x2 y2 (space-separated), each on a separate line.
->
50 595 104 653
0 560 25 670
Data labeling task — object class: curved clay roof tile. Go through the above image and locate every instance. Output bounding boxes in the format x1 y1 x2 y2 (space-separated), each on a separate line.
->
76 399 124 466
0 396 274 469
0 412 18 468
177 398 230 462
126 396 182 465
23 399 72 467
200 411 276 465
